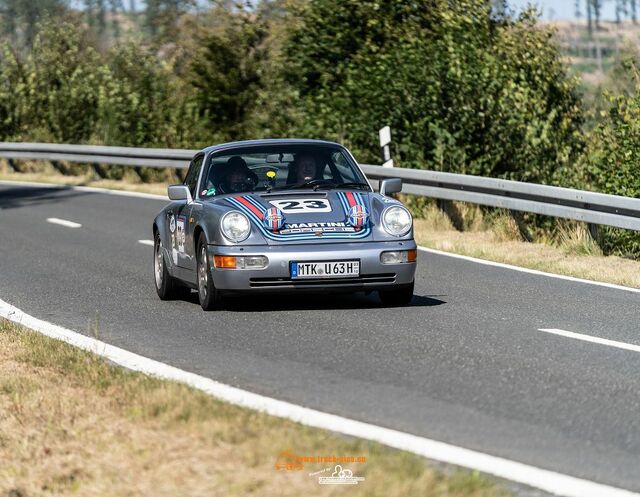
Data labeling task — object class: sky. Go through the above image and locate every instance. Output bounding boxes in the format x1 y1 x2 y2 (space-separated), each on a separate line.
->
509 1 622 21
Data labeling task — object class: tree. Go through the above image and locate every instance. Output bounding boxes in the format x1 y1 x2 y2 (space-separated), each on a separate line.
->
185 7 268 140
593 0 602 30
284 0 583 184
144 0 192 40
0 20 105 142
582 56 640 257
27 21 105 142
98 42 175 146
0 0 68 47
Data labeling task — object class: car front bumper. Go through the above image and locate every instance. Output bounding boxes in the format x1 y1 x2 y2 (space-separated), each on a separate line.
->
208 240 417 293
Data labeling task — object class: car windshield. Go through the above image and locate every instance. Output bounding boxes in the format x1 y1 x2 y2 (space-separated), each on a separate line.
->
199 144 370 197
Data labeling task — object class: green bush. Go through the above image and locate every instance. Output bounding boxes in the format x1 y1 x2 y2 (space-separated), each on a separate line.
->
284 0 584 185
98 42 175 147
0 19 104 143
186 8 267 142
22 20 104 143
583 89 640 257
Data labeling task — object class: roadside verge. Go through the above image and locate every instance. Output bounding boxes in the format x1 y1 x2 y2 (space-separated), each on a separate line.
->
0 318 506 497
2 298 638 497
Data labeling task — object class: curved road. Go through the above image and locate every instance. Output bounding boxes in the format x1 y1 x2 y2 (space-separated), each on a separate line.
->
1 182 640 492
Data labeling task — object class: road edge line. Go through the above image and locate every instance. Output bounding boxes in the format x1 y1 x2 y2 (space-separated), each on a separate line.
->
418 246 640 294
0 297 637 497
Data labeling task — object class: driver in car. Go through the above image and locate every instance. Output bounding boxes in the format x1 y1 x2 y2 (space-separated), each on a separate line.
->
288 154 322 184
217 156 257 194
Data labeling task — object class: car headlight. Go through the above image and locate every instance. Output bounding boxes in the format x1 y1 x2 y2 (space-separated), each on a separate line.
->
220 211 251 242
381 206 412 236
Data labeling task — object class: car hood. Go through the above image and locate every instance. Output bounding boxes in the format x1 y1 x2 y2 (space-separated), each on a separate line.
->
210 190 403 245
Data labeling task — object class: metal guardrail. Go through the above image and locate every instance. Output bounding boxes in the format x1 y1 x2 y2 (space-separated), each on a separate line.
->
360 165 640 231
0 142 198 169
2 142 640 231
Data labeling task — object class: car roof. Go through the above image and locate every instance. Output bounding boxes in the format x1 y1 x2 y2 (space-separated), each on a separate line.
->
201 138 346 155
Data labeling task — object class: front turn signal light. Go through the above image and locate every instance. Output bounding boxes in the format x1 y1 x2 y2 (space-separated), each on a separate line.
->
214 255 236 269
380 249 418 264
213 255 268 269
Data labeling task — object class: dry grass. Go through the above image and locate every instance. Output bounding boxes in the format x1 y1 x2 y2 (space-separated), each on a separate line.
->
0 160 170 196
414 203 640 288
0 320 510 497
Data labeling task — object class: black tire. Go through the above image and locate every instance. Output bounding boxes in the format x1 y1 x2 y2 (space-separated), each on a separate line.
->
379 281 414 306
196 234 221 311
154 231 180 300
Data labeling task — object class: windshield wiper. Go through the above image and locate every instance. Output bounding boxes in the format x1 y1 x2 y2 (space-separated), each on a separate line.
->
312 182 370 191
276 179 326 191
272 180 371 192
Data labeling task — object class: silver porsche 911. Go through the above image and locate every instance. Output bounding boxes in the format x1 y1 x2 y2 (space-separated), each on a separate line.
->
153 139 417 310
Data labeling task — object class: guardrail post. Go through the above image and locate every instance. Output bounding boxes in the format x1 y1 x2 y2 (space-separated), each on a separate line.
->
437 199 464 231
90 162 105 179
509 210 533 242
6 158 16 172
50 160 65 175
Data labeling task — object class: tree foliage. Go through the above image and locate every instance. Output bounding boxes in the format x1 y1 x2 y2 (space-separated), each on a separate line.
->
187 7 267 141
284 0 584 185
144 0 192 40
0 0 68 46
583 88 640 256
0 20 104 142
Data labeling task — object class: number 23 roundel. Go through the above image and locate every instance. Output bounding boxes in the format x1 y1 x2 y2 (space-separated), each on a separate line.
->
268 198 332 213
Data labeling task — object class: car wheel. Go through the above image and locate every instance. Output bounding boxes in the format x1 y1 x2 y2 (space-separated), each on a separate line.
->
154 231 180 300
379 281 414 306
196 234 221 311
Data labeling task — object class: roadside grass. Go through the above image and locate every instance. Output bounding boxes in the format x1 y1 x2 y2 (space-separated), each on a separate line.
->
0 319 511 497
413 203 640 289
0 159 170 196
3 161 639 289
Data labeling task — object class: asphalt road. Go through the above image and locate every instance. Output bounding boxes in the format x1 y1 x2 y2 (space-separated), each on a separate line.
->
1 182 640 492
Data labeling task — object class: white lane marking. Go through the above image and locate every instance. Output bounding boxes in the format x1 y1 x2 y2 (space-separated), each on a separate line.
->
46 217 82 228
0 180 167 200
0 299 637 497
138 239 154 246
419 246 640 294
539 328 640 354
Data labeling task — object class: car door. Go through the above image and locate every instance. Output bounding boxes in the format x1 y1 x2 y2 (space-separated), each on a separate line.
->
175 153 204 270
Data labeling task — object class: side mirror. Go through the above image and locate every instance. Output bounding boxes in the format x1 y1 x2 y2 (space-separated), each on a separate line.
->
168 185 192 202
380 178 402 196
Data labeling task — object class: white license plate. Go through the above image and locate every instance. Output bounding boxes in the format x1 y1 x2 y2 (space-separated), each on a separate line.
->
291 260 360 279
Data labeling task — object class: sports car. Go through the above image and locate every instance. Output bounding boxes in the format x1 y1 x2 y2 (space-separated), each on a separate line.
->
152 139 417 310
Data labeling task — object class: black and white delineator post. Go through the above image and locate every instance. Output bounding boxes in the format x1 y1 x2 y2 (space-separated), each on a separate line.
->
379 125 394 168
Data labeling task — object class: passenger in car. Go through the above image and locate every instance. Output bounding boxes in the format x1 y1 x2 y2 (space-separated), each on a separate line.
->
217 156 258 194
